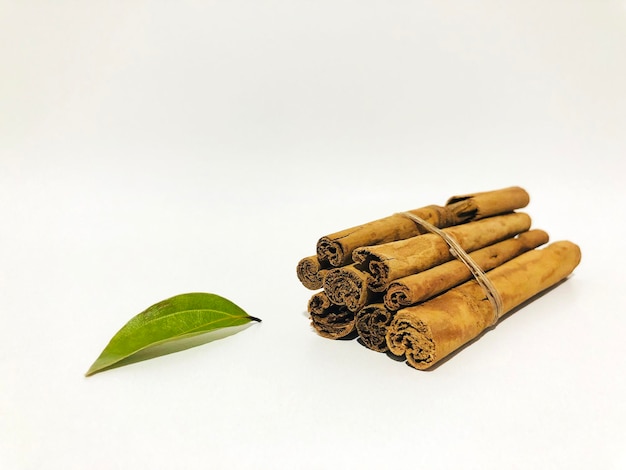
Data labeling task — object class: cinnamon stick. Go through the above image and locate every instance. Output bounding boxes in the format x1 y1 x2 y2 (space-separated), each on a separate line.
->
297 256 329 290
386 241 581 370
444 186 530 221
355 303 393 352
384 229 550 310
308 290 332 315
353 212 532 292
356 229 549 352
308 291 356 339
316 186 529 267
323 264 376 313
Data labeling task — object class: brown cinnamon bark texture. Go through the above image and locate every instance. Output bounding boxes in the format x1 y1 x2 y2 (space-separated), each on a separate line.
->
445 186 529 221
384 229 550 310
323 264 374 312
353 212 532 292
297 256 329 290
357 230 549 352
308 290 332 315
316 186 529 267
355 303 394 352
386 241 581 370
308 291 356 339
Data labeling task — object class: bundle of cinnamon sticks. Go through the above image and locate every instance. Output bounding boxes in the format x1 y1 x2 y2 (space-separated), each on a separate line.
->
296 187 581 370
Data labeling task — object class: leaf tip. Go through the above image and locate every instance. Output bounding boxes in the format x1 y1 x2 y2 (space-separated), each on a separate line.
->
85 358 107 377
249 315 262 323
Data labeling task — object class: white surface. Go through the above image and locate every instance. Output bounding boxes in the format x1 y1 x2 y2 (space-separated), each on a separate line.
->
1 2 625 469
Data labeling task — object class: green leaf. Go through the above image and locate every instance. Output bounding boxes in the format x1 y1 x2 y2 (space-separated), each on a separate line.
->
85 292 260 376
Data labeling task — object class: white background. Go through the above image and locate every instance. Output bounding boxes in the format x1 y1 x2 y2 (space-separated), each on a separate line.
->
1 1 625 469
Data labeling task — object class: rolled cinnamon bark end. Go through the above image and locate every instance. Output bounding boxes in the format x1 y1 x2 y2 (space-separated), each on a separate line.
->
446 186 530 220
384 283 413 312
309 302 356 339
354 212 532 292
297 256 329 290
317 235 351 268
308 291 332 315
355 304 394 352
323 265 372 312
384 229 550 310
386 241 581 370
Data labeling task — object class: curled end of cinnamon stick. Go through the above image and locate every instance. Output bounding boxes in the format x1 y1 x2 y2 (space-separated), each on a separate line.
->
356 304 394 352
308 290 356 339
308 291 331 315
297 255 330 290
386 316 436 369
317 236 347 268
310 305 356 339
384 283 412 311
323 265 371 312
352 248 389 292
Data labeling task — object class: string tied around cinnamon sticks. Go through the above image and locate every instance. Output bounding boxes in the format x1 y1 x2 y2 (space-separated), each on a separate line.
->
398 212 503 326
